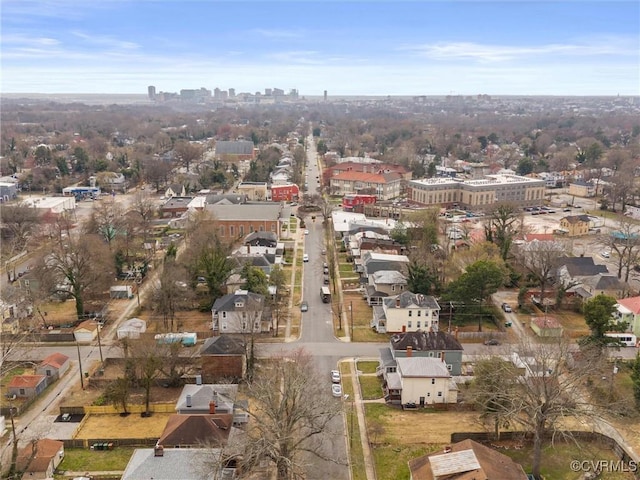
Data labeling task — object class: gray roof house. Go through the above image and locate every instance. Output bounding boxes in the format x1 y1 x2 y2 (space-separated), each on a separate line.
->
211 290 269 334
215 140 255 156
365 270 408 306
372 292 440 334
122 447 233 480
361 251 410 276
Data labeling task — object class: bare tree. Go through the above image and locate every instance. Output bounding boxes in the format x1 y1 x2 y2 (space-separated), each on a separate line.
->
151 257 192 331
38 233 113 320
85 198 126 248
483 202 522 261
604 217 640 282
128 191 157 241
174 139 203 173
241 349 343 480
514 239 568 302
0 202 39 259
472 338 611 480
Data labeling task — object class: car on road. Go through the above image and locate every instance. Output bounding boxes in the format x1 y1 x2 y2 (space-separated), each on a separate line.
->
563 207 572 212
300 301 308 312
323 275 330 284
331 370 341 383
484 339 500 346
501 303 512 313
303 254 309 262
321 249 326 255
332 383 343 398
304 229 309 235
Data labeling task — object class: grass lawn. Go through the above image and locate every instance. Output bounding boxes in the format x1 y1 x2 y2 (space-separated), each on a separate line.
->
346 402 367 480
370 444 438 480
343 292 388 342
75 413 171 439
553 310 590 339
339 263 355 275
57 447 134 472
502 440 635 479
359 376 383 400
356 361 380 374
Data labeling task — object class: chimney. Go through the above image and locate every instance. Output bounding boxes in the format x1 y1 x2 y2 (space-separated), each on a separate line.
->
444 445 452 454
154 444 164 457
440 351 445 363
247 244 251 254
406 346 412 357
209 401 216 414
186 394 192 408
454 327 459 340
396 297 401 308
196 374 202 385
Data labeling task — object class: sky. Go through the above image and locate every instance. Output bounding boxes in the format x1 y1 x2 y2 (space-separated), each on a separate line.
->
1 0 639 96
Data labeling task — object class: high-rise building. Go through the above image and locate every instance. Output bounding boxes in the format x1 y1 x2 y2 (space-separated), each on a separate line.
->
324 90 328 101
228 88 235 98
148 86 156 100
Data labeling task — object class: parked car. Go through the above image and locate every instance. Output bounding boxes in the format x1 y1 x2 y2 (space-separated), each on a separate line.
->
303 254 309 262
323 275 330 285
321 249 326 255
300 301 309 312
332 383 343 398
331 370 341 383
501 303 512 313
601 251 610 258
484 339 500 346
304 229 309 235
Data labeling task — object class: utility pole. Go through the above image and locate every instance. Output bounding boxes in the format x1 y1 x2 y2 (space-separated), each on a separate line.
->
76 341 84 389
350 300 354 340
96 322 104 365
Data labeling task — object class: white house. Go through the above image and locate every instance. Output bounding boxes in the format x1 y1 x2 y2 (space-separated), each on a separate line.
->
372 291 440 334
211 289 269 333
615 296 640 339
384 356 457 406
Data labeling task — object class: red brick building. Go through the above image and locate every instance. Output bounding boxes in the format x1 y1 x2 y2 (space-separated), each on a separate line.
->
200 335 246 382
342 194 377 212
270 183 300 202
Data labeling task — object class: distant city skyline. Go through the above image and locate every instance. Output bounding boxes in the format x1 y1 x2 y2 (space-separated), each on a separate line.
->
1 1 639 96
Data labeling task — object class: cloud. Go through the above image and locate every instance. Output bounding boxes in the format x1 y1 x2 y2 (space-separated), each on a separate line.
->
265 50 326 65
71 31 139 50
251 28 302 39
1 34 60 47
402 36 638 62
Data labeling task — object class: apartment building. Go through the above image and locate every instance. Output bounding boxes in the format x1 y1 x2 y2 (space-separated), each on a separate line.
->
329 171 402 200
408 174 545 210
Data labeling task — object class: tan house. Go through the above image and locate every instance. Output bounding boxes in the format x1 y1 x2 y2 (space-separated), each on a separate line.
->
408 439 527 480
559 215 591 237
206 203 286 240
530 316 563 338
372 292 440 334
365 270 407 306
237 182 268 201
329 171 402 200
17 439 65 480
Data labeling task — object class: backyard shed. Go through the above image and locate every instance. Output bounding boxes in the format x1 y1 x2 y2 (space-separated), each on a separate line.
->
117 318 147 339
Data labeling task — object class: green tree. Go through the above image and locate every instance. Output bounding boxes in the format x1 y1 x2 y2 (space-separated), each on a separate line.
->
445 260 505 331
407 261 438 295
390 223 409 245
426 161 437 178
582 294 627 348
472 357 517 440
241 264 269 296
631 354 640 410
516 157 534 175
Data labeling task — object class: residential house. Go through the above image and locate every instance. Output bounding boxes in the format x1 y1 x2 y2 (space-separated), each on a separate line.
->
386 331 464 375
556 256 624 301
122 447 230 480
175 383 249 427
361 251 410 277
244 231 278 248
372 292 440 334
73 320 98 343
365 270 407 306
0 181 18 202
36 352 70 383
230 254 276 275
237 182 268 201
329 171 402 200
559 215 591 237
382 356 457 406
408 439 528 480
165 184 187 198
8 374 47 400
157 413 235 448
160 196 193 218
615 296 640 338
97 172 128 192
342 194 377 213
269 170 292 186
530 316 564 337
568 179 597 198
205 203 287 240
200 335 246 382
579 274 626 299
211 290 269 334
16 439 64 480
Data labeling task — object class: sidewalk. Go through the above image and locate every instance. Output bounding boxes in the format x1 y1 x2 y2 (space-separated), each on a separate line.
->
347 358 376 480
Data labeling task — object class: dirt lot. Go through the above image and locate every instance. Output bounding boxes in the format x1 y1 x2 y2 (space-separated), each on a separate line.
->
75 412 172 439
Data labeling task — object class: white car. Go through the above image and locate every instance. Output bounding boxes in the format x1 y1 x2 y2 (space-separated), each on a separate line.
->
601 251 610 258
303 254 309 262
331 370 341 383
304 229 309 235
332 383 342 398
